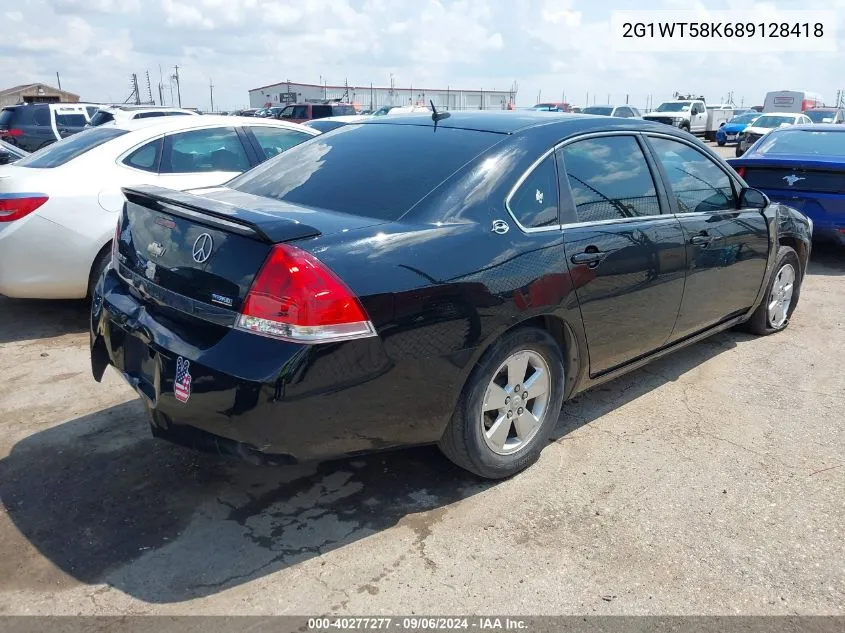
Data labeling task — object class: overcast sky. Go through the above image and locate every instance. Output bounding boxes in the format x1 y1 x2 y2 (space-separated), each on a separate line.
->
2 0 843 111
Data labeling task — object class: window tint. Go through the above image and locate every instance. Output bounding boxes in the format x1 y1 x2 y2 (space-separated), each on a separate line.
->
123 138 163 172
332 105 356 116
228 124 502 221
311 105 333 119
561 136 660 222
89 111 115 126
508 155 559 229
0 109 16 127
16 127 127 168
616 107 633 118
292 105 308 119
249 126 311 160
134 111 166 119
55 113 87 127
648 137 736 214
160 127 249 174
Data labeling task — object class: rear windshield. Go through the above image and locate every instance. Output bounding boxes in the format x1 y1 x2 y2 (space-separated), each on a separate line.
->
0 106 50 127
583 106 613 116
752 115 795 129
89 111 115 126
805 110 839 123
16 127 127 168
757 129 845 157
228 123 503 220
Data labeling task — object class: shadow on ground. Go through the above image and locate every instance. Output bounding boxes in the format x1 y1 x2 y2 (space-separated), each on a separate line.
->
0 325 747 604
807 243 844 276
0 297 89 345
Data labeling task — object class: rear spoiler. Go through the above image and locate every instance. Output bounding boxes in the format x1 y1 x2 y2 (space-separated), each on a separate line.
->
121 185 321 244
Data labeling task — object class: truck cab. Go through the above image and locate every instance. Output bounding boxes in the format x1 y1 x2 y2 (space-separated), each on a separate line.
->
643 100 707 134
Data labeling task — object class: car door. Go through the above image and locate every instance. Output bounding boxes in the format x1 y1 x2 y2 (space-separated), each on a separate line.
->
156 126 254 190
691 103 707 133
557 133 687 375
643 134 769 342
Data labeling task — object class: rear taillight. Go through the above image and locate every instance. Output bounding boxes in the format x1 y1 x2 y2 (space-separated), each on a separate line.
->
0 195 48 222
0 128 22 137
735 167 746 179
237 243 376 344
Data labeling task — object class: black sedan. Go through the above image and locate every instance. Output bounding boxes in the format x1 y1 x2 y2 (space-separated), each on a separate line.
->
91 112 811 479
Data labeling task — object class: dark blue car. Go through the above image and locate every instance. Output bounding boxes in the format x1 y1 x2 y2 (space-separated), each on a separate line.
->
729 124 844 245
715 112 760 146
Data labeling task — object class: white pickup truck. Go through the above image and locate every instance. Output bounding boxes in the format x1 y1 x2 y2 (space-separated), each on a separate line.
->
643 99 708 135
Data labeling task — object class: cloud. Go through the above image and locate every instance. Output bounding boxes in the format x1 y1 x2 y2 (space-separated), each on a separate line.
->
0 0 842 111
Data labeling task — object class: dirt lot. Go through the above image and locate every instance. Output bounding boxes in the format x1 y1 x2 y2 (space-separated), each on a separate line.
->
1 178 843 614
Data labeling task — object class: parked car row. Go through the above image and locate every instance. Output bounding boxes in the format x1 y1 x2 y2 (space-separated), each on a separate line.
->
4 104 839 481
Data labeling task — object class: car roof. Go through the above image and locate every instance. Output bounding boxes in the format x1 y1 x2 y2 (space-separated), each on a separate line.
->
111 114 319 135
356 110 656 134
783 124 845 131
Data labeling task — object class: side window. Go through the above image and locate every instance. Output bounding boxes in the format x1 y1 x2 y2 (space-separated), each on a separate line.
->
292 105 309 119
249 126 311 160
561 136 661 222
311 105 333 119
507 155 559 229
616 107 633 118
33 107 51 126
123 138 163 172
85 106 98 119
160 127 250 174
648 137 736 214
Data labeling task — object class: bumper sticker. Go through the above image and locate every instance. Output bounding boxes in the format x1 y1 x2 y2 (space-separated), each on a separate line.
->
174 356 192 403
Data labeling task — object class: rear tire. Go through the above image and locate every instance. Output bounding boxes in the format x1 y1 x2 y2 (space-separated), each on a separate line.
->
744 246 801 335
680 122 691 134
87 245 111 299
438 327 565 479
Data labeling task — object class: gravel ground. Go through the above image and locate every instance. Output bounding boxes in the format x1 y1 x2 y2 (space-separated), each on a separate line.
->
0 176 842 615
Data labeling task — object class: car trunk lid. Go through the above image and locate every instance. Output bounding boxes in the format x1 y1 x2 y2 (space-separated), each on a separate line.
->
116 185 381 316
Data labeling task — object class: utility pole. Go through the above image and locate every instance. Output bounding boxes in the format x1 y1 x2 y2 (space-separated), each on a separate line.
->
209 78 214 113
56 72 62 91
173 65 181 108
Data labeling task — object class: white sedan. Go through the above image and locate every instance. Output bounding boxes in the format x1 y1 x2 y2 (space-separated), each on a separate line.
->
0 115 318 299
736 112 812 156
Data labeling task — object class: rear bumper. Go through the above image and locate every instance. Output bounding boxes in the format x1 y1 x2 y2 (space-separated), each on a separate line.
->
0 213 93 299
90 269 461 463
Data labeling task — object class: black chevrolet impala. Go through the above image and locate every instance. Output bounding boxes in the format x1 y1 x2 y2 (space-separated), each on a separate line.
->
90 112 812 479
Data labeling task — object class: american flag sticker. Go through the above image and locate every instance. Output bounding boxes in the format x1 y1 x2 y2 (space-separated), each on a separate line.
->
174 356 192 403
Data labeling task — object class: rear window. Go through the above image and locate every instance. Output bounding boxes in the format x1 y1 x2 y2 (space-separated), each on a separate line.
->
757 129 845 157
89 110 115 126
311 105 333 119
16 127 127 168
228 123 503 220
0 106 50 127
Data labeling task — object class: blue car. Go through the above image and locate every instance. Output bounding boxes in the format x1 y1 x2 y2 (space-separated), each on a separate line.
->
716 112 760 146
728 124 844 245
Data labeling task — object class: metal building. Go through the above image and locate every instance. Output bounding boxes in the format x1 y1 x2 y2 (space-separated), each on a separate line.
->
0 83 80 106
249 80 517 111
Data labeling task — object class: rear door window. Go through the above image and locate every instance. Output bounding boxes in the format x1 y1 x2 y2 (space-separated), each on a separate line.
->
560 136 661 222
228 124 503 220
292 105 309 119
15 127 128 168
248 126 312 159
160 127 250 173
123 138 163 172
507 155 559 229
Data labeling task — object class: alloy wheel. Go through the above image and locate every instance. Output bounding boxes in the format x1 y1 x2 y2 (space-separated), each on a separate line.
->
481 350 551 455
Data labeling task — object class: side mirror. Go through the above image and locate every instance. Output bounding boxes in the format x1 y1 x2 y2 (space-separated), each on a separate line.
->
0 151 12 165
739 187 769 209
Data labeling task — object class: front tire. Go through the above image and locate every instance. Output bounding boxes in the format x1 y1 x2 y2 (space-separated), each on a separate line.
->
438 327 565 479
745 246 802 335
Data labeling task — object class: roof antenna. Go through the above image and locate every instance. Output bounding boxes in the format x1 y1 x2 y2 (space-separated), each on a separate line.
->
431 99 450 123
